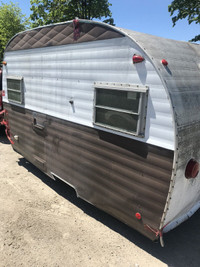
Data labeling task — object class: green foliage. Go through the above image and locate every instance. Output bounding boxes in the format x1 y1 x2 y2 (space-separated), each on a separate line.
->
30 0 114 27
168 0 200 42
0 1 30 60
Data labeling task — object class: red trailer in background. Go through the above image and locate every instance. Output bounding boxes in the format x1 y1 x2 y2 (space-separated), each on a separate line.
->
0 68 2 111
0 67 14 141
0 67 5 133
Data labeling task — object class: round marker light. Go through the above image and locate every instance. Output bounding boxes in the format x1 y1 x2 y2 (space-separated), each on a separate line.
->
161 59 168 66
135 212 142 220
185 159 199 179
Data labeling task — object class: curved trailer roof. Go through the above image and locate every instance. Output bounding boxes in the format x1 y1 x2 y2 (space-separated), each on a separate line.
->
6 19 200 129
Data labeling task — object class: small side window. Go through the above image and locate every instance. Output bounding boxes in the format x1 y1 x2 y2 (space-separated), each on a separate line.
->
7 76 23 104
94 82 148 137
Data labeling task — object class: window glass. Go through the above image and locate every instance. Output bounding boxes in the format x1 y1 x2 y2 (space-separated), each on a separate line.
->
7 79 21 91
96 108 138 132
94 84 148 136
7 78 23 104
96 89 140 113
8 90 21 103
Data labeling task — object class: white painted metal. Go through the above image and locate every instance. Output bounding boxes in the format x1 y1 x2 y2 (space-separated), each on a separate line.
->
3 36 174 150
163 201 200 233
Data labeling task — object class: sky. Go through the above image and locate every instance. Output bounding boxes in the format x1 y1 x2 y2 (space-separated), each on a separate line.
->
1 0 200 42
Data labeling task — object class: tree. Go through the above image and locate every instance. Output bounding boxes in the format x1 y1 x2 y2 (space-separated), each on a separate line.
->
168 0 200 42
30 0 114 27
0 1 30 60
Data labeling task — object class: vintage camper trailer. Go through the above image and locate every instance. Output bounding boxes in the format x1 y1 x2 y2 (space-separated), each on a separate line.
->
1 19 200 245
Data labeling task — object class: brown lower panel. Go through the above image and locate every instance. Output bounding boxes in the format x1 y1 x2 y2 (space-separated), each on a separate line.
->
5 103 174 240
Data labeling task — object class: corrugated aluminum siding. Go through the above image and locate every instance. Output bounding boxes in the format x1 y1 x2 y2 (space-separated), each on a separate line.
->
3 36 174 150
4 103 173 240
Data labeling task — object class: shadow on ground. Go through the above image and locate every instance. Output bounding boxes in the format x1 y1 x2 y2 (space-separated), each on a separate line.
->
0 128 10 144
16 156 200 267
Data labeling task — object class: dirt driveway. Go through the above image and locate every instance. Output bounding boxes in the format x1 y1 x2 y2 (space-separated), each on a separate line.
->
0 132 200 267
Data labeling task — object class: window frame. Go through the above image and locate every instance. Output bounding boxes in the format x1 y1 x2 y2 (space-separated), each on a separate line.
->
7 76 24 105
93 82 148 137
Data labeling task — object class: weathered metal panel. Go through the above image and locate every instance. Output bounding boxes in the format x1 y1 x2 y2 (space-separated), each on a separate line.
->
163 123 200 225
122 29 200 127
4 103 173 240
122 28 200 227
3 36 174 150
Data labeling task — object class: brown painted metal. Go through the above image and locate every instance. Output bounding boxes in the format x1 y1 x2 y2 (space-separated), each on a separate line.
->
5 21 124 52
5 103 173 240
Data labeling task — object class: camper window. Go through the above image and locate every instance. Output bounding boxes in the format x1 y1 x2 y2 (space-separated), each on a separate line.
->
7 77 23 104
94 83 148 136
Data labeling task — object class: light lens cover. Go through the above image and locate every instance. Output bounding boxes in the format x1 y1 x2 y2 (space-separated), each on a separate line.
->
185 159 199 179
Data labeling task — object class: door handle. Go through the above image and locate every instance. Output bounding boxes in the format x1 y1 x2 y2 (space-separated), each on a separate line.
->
33 118 45 130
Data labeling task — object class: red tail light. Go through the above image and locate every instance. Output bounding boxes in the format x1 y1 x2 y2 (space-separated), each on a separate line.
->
185 159 199 179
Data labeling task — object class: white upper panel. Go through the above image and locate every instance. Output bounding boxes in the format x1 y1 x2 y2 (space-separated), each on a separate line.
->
3 36 174 150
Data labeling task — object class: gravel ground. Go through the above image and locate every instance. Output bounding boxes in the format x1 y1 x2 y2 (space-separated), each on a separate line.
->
0 131 200 267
